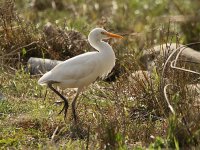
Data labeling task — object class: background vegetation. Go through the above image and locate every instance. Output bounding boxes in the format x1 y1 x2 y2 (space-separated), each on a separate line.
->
0 0 200 149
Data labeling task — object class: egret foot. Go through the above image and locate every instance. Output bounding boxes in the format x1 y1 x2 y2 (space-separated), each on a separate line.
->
58 100 69 120
48 84 69 120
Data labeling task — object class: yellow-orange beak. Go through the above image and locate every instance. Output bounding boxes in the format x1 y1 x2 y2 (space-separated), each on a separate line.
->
102 31 123 39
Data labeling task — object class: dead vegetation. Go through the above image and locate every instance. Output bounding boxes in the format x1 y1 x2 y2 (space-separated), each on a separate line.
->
0 0 200 149
0 0 88 68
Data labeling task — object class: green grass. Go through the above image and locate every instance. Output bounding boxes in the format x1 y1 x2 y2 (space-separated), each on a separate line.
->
1 0 200 149
0 69 165 149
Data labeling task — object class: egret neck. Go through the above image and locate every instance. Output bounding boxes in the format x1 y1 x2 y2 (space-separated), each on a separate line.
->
88 36 116 78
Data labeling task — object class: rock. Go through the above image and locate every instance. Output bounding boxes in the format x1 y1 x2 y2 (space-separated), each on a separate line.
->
26 57 63 75
139 43 200 72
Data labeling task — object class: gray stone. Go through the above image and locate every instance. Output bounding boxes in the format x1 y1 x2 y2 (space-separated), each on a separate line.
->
139 43 200 72
26 57 63 75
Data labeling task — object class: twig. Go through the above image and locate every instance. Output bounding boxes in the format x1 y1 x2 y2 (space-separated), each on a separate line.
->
0 41 39 58
173 46 187 66
170 60 200 75
169 45 200 75
1 64 17 71
51 126 59 142
162 42 200 78
163 84 176 115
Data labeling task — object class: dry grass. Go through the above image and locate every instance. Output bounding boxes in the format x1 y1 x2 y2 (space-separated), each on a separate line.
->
1 0 200 149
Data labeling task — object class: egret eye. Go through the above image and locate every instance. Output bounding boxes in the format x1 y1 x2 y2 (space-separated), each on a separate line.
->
101 31 106 35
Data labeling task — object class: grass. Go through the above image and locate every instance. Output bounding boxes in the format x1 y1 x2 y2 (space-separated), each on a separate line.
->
2 65 198 149
1 0 200 149
0 68 168 149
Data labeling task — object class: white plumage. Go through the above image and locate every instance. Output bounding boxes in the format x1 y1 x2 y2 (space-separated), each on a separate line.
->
38 28 123 122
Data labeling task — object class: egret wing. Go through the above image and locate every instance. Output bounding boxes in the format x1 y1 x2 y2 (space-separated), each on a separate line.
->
50 52 99 81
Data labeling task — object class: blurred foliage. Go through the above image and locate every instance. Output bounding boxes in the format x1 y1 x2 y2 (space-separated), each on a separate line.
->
1 0 200 64
1 0 200 149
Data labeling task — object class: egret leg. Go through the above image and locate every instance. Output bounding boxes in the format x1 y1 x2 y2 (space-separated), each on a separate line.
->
72 89 81 123
43 87 48 101
55 91 65 104
48 84 69 119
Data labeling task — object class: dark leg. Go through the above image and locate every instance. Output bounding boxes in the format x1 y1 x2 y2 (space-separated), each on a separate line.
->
72 89 81 123
43 87 48 101
48 84 69 119
55 91 65 104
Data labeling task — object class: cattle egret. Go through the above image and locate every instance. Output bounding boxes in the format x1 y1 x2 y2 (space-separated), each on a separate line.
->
38 28 123 122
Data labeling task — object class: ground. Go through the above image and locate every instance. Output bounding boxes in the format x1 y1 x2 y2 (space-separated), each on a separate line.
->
0 0 200 149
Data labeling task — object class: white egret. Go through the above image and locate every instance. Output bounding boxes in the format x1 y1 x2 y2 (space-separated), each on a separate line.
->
38 28 123 122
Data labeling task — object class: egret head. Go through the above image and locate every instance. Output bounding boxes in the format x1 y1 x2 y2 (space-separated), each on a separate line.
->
88 28 123 42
